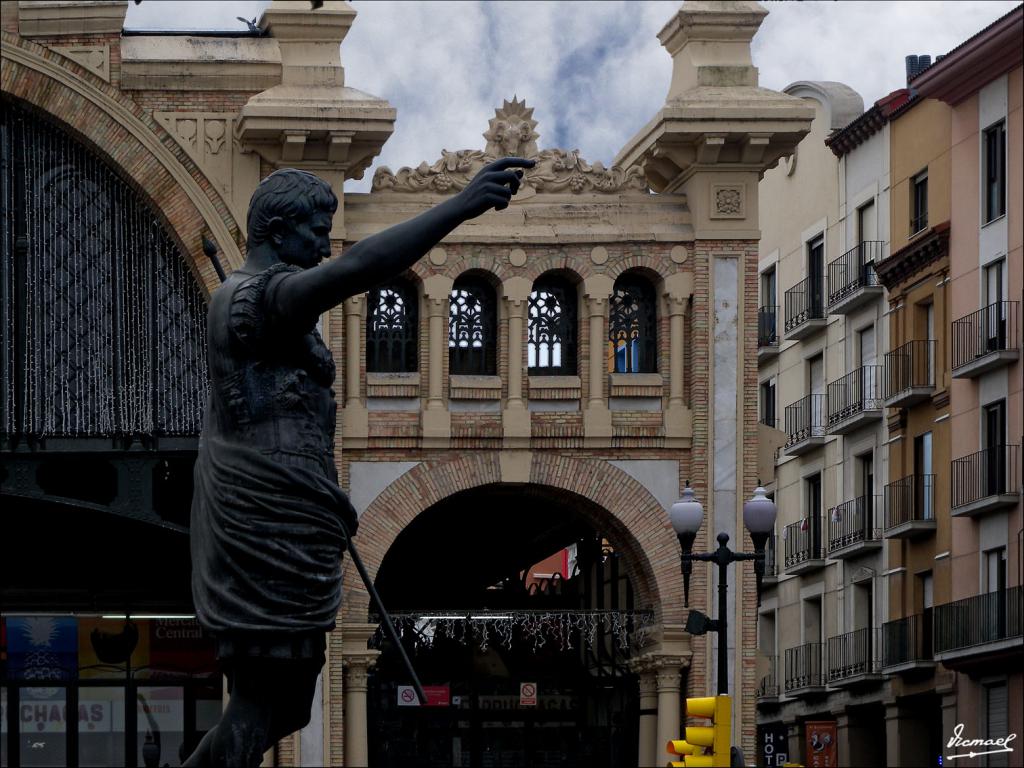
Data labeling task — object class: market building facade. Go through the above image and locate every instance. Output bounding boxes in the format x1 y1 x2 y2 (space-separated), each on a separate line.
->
0 1 812 766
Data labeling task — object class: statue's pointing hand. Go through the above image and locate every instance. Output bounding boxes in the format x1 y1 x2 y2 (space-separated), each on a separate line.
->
457 157 535 219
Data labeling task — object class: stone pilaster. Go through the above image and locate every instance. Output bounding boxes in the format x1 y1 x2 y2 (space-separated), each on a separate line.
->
627 658 660 767
582 274 613 445
663 271 694 446
500 276 531 446
341 295 368 445
421 274 453 446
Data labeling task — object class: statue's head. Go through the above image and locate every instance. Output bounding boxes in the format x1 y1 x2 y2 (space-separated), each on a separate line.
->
246 169 338 268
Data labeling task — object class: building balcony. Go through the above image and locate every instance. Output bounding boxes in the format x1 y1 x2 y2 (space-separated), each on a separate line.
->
951 301 1020 378
756 655 780 706
784 516 825 575
827 628 883 687
827 495 882 559
951 444 1021 518
784 642 826 697
933 586 1023 668
761 534 779 587
827 241 885 314
783 276 827 340
883 474 936 538
783 393 827 456
884 340 935 408
827 365 883 435
758 305 780 362
881 611 935 674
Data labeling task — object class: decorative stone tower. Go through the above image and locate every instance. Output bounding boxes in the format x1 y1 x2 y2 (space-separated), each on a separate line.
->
617 0 813 757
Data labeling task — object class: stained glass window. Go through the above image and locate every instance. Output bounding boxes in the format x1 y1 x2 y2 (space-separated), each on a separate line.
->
367 279 418 373
608 274 657 373
528 275 577 375
449 276 496 375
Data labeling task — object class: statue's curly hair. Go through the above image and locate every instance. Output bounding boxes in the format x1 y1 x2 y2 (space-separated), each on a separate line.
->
246 168 338 248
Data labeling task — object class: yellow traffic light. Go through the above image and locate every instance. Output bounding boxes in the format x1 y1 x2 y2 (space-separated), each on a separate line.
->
664 695 731 767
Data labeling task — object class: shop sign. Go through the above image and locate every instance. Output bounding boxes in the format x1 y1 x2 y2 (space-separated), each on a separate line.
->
805 720 837 767
758 722 789 766
0 699 112 734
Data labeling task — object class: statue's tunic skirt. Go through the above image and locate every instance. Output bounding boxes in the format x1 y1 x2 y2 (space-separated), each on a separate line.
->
191 264 356 647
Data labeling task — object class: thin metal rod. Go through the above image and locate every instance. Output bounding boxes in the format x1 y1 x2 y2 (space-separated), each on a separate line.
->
344 531 427 705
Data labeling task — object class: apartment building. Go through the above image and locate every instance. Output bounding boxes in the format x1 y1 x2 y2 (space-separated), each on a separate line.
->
911 6 1024 761
755 78 896 767
756 8 1023 766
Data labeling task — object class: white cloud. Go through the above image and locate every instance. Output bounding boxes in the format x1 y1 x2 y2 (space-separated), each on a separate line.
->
123 0 1020 192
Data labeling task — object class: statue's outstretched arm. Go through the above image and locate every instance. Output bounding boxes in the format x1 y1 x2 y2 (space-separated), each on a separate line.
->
273 157 533 330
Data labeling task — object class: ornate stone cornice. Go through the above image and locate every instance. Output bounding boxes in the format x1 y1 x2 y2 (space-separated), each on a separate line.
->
874 221 950 290
372 97 646 196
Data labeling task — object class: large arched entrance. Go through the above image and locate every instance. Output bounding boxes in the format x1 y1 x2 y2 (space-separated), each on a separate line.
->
366 483 654 768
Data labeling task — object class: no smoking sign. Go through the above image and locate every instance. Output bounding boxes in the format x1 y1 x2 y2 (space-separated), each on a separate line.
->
519 682 537 707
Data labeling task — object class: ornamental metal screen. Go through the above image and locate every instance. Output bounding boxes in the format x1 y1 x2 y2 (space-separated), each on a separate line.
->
0 100 208 439
528 276 577 376
608 276 656 373
448 276 496 375
367 280 418 373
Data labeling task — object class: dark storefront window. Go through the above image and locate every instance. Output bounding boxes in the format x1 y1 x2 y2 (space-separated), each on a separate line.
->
1 616 221 768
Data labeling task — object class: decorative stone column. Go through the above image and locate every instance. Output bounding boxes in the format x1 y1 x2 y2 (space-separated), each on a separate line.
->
662 271 694 446
655 658 685 755
501 276 531 447
582 274 613 445
421 274 453 446
630 662 659 768
341 295 368 444
340 623 381 768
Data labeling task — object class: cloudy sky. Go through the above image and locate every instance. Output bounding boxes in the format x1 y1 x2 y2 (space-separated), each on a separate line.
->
124 1 1020 192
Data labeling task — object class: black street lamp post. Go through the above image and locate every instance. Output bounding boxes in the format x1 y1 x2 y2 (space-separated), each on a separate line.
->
669 483 777 696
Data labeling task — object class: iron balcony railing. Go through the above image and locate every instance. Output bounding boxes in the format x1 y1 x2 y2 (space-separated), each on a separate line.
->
758 305 779 348
884 474 935 531
763 534 778 578
756 656 779 699
827 365 883 427
827 241 884 306
784 276 826 333
828 495 880 553
911 210 928 235
952 444 1021 509
784 393 828 448
784 642 823 693
827 627 878 683
784 516 823 568
933 586 1023 655
884 340 935 400
951 301 1019 371
882 611 933 667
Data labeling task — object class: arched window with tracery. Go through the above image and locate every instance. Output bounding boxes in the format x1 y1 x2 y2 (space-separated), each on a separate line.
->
608 273 657 374
366 279 418 373
449 275 496 375
528 275 577 376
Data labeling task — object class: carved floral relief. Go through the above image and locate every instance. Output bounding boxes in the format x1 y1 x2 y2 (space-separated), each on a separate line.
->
372 97 646 195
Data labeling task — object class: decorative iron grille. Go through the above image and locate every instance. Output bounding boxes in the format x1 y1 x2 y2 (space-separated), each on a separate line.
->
1 99 207 440
608 275 656 373
528 276 577 375
449 276 496 375
366 280 418 373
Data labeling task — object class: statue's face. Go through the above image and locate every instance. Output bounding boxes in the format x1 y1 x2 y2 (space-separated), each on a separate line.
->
276 209 333 269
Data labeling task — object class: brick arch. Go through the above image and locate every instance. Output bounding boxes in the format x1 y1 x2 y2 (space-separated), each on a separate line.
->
1 32 243 296
340 452 684 625
606 259 675 282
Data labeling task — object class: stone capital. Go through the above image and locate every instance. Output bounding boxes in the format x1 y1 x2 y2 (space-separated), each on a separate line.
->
662 272 693 308
582 274 614 303
499 275 533 305
343 294 365 316
422 274 455 304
